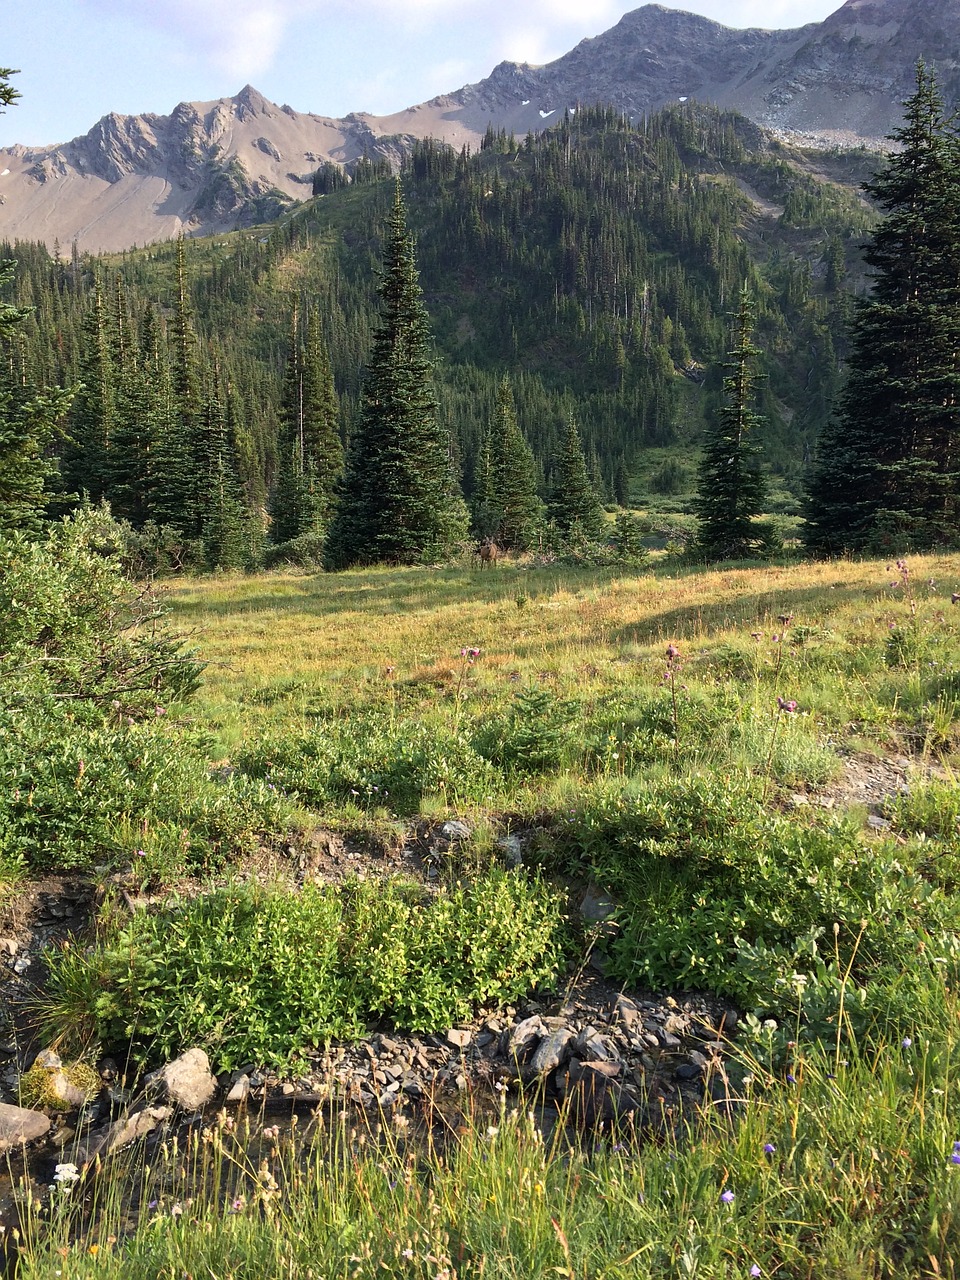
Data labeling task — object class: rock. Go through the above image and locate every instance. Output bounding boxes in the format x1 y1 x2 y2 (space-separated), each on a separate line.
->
145 1048 216 1111
614 995 640 1030
579 884 619 932
496 834 523 868
507 1016 544 1061
440 820 471 842
33 1048 62 1070
0 938 18 957
77 1105 173 1164
575 1026 612 1060
446 1029 473 1050
0 1102 51 1151
529 1029 574 1076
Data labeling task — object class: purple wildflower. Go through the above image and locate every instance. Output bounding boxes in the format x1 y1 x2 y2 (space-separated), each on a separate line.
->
777 697 798 713
763 1143 776 1155
720 1189 735 1203
751 1268 762 1278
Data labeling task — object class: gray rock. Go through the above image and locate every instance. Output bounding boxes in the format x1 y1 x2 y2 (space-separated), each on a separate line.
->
440 820 472 842
0 1102 51 1152
33 1048 62 1070
145 1048 216 1111
79 1104 174 1164
507 1016 544 1061
614 995 640 1030
575 1026 612 1060
579 884 619 932
529 1028 574 1076
496 834 523 868
446 1028 473 1049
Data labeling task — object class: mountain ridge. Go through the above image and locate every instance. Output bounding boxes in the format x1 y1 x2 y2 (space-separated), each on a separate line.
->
2 0 959 252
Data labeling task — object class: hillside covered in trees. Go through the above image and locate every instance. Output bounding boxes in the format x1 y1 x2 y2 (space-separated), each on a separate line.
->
1 102 872 566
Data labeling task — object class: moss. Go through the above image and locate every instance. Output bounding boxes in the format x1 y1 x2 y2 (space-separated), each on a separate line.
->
19 1061 101 1112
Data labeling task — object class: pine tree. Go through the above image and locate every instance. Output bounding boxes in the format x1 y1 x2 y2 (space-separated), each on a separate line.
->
549 415 604 542
325 182 467 568
806 63 960 554
488 376 542 552
62 281 114 502
270 309 343 544
0 276 71 532
693 285 768 561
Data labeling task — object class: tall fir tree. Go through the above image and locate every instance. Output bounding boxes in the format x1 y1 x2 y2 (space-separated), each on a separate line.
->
549 415 604 542
325 182 467 568
62 281 114 502
806 63 960 554
270 308 343 544
479 376 542 551
693 285 768 561
0 263 71 533
155 235 205 535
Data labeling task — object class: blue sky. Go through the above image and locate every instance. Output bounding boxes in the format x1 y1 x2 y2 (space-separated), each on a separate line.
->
4 0 841 147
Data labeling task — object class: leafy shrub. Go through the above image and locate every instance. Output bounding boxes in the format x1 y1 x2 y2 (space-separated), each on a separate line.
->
41 870 569 1068
263 532 328 570
0 509 288 875
239 714 500 814
0 705 291 873
558 775 960 1021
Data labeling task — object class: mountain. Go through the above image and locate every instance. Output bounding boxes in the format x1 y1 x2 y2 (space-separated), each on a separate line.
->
1 0 958 252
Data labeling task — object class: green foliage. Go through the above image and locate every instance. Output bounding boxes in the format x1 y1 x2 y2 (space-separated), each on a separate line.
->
476 686 577 776
0 509 289 874
806 64 960 554
549 416 604 543
325 182 467 568
693 286 769 561
239 714 500 814
559 774 959 1023
42 870 568 1067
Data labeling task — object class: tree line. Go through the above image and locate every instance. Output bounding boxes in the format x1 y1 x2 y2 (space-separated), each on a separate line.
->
0 67 957 563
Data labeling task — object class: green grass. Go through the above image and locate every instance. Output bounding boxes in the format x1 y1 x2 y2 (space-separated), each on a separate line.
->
11 550 960 1276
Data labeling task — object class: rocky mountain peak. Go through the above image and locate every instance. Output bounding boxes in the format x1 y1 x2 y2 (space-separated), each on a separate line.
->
4 0 960 251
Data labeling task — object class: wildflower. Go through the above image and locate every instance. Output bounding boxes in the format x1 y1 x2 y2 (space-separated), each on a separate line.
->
750 632 763 640
777 697 798 713
460 646 481 661
136 849 147 858
952 593 960 606
950 1152 960 1165
777 614 793 626
786 1073 796 1084
402 1249 414 1261
155 705 166 716
763 1143 776 1155
720 1189 735 1203
666 644 680 659
902 1037 912 1049
751 1268 762 1278
53 1163 80 1187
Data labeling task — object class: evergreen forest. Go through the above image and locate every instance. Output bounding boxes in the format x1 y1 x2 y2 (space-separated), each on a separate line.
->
1 101 874 567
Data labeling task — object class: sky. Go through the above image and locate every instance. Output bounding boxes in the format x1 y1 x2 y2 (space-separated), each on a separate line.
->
3 0 843 148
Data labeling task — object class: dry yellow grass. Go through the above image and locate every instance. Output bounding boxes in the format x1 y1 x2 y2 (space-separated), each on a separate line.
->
164 553 960 751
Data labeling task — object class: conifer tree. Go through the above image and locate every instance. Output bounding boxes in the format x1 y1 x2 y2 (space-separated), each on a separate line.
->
488 376 542 551
62 281 114 501
271 308 343 544
806 63 960 553
0 73 71 532
325 182 467 568
693 285 768 561
549 415 604 541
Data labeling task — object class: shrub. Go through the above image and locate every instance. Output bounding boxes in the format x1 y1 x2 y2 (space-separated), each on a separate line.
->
41 870 569 1068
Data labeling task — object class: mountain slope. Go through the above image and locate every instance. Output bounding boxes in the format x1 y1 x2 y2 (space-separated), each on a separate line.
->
2 0 957 252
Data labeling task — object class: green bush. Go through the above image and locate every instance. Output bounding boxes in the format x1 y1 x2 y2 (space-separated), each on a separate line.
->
41 869 569 1068
239 714 501 814
0 509 288 876
558 775 960 1023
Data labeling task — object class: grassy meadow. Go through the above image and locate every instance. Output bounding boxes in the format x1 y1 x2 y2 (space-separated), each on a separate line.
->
12 549 960 1277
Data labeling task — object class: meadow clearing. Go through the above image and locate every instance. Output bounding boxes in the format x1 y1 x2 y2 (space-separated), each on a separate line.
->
9 548 960 1278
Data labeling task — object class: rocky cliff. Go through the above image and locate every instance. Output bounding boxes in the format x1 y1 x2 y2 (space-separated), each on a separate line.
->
2 0 959 252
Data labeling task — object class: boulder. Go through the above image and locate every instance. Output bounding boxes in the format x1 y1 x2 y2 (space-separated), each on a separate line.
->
529 1028 574 1077
0 1102 50 1152
145 1048 216 1111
